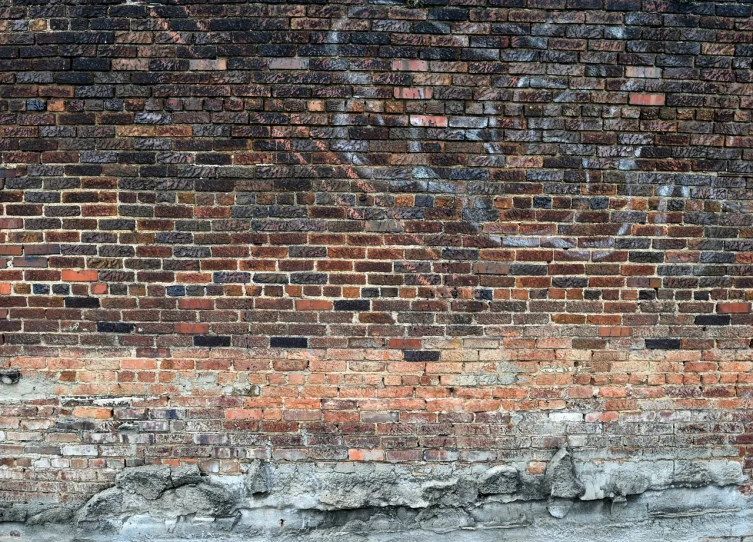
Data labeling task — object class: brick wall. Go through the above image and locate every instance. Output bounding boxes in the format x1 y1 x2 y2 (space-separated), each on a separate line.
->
1 0 753 508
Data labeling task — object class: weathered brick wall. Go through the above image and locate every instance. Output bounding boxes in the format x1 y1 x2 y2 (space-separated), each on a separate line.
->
1 0 753 514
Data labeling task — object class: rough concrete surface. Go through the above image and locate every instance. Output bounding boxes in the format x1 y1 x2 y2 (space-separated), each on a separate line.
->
1 452 750 541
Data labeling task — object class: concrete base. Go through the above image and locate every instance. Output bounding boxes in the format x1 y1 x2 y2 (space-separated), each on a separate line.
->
0 457 751 542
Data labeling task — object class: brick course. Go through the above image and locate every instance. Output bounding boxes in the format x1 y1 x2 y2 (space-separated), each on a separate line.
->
1 0 753 508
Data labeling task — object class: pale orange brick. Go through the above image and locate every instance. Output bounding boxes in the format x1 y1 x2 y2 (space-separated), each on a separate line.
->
112 59 149 71
625 66 661 78
506 156 544 168
307 100 325 112
268 58 307 70
527 461 546 474
121 359 156 370
47 100 65 112
409 115 447 127
391 59 428 71
585 411 619 422
73 407 112 419
726 137 753 147
189 59 227 71
348 449 384 461
225 409 262 420
629 93 665 106
155 126 191 137
394 87 433 100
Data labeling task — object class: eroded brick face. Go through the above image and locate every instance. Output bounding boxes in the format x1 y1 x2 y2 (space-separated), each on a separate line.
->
1 0 753 507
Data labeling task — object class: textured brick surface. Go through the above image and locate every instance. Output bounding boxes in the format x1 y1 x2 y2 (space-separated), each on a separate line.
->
1 0 753 508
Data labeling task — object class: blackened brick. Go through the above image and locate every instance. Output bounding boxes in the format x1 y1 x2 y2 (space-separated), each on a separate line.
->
403 350 440 362
334 300 370 311
96 322 135 333
193 335 231 347
694 315 730 326
270 337 308 348
645 339 682 350
64 297 100 308
213 272 251 283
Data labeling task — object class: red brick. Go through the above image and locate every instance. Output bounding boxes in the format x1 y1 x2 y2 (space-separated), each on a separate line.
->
62 270 98 282
0 7 752 503
388 338 422 349
174 323 210 334
598 327 632 337
717 303 751 314
179 299 214 310
0 219 23 229
90 283 108 294
296 300 333 311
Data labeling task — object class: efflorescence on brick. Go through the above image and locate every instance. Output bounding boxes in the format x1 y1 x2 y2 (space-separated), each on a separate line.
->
0 0 753 512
